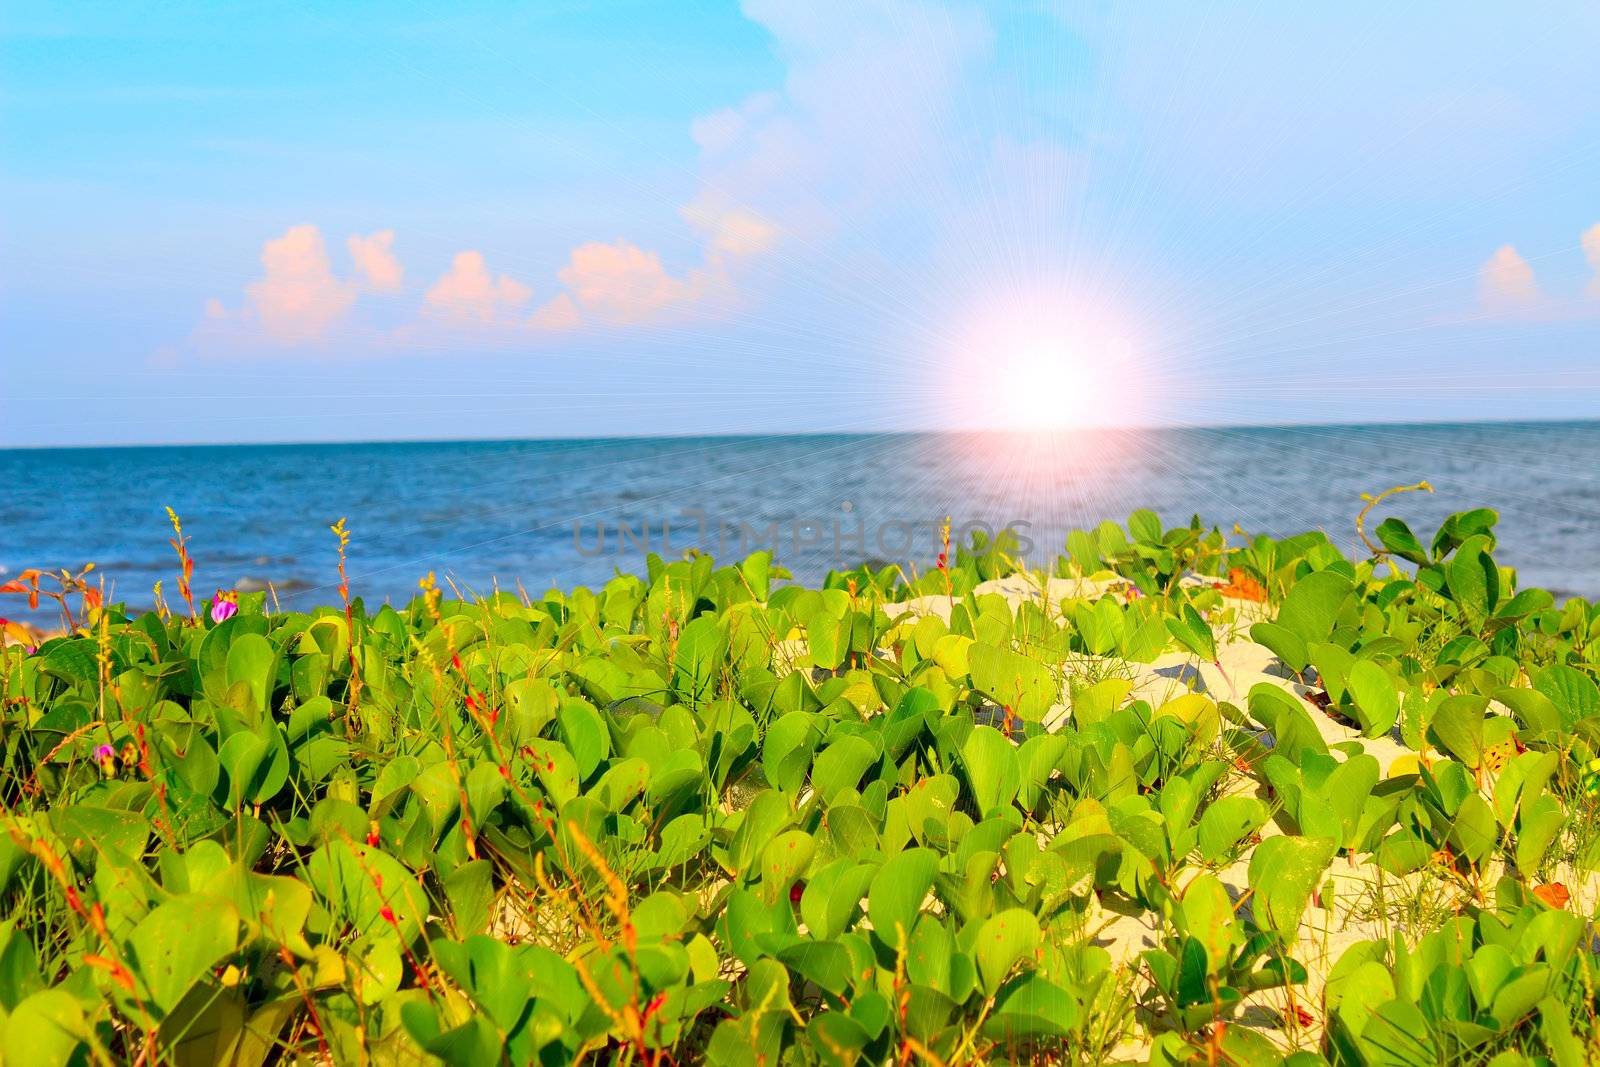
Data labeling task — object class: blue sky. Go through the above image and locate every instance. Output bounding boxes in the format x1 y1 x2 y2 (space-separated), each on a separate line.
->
4 1 1600 446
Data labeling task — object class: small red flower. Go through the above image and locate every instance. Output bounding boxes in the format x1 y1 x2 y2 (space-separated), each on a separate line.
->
379 905 398 925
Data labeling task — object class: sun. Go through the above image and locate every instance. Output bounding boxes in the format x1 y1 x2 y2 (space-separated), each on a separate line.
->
992 338 1104 430
946 289 1145 432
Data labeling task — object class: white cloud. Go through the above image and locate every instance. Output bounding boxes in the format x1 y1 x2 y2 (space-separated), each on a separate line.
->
348 229 403 292
556 240 721 325
196 223 361 345
528 293 581 331
1584 222 1600 300
682 0 990 244
690 91 782 155
193 1 997 354
680 203 780 258
422 251 532 326
244 224 356 342
200 224 411 349
1478 244 1541 313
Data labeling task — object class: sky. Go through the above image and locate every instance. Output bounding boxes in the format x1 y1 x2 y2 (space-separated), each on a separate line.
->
4 0 1600 446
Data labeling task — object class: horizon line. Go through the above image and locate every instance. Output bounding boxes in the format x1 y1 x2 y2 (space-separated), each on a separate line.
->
3 411 1597 453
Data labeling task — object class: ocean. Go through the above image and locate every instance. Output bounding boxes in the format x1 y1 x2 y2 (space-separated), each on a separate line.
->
5 420 1599 623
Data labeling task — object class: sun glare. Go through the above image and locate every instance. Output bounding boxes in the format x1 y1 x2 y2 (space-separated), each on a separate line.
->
948 289 1145 432
997 340 1101 430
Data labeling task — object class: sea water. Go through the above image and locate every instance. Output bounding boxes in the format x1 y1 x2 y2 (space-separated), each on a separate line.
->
4 420 1598 622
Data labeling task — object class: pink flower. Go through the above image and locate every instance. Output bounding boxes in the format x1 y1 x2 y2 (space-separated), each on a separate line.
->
211 593 238 624
94 744 116 775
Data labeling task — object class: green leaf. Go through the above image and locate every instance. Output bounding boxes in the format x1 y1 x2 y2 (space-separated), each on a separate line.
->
762 711 822 795
1196 796 1269 864
39 641 97 688
932 634 973 678
1361 1000 1437 1066
217 721 289 809
304 840 429 945
128 895 241 1015
811 735 878 804
1247 835 1336 941
801 860 877 941
0 922 42 1011
975 908 1041 995
1449 793 1497 867
1431 508 1498 560
591 756 650 813
1429 694 1489 768
49 806 150 867
1165 604 1216 662
1375 518 1429 565
988 974 1079 1038
1515 795 1564 872
526 740 581 808
1246 683 1327 763
410 761 462 839
1493 587 1552 620
1128 509 1163 543
759 830 815 907
773 940 849 1002
410 1012 503 1067
224 633 279 717
1495 687 1560 737
442 861 495 937
868 848 938 951
1276 570 1353 644
1346 659 1400 738
728 791 793 878
968 643 1058 722
807 1011 869 1064
1535 665 1598 727
1178 874 1242 974
1249 621 1309 674
962 725 1020 818
1308 641 1355 705
557 700 608 778
646 748 703 807
740 552 772 601
431 935 533 1032
672 615 727 702
807 613 850 672
503 677 558 742
1446 535 1499 619
2 990 90 1067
